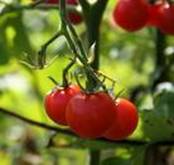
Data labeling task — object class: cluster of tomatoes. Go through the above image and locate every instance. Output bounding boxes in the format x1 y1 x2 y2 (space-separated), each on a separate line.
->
44 84 138 140
113 0 174 34
45 0 82 25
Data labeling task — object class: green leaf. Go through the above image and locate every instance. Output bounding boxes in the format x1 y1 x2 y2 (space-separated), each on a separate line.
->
141 90 174 140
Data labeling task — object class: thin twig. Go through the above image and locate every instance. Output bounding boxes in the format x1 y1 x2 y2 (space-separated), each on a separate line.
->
62 57 76 87
37 31 63 68
2 107 174 146
0 107 75 136
0 3 77 16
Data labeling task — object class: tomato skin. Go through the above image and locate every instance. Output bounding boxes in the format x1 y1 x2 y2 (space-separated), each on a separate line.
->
157 3 174 35
113 0 149 31
46 0 58 4
66 92 116 139
103 98 138 140
68 12 83 25
147 3 163 26
44 85 80 125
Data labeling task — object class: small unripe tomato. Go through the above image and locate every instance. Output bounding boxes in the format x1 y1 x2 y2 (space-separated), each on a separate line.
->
113 0 149 31
66 92 116 139
103 98 138 140
44 85 80 125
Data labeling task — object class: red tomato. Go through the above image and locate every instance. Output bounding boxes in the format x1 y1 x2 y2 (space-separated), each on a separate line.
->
67 12 83 24
103 98 138 140
66 92 116 139
157 3 174 34
67 0 77 4
46 0 58 4
147 3 164 26
44 85 80 125
113 0 149 31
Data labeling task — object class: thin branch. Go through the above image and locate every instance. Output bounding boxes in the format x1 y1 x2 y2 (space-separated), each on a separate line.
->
62 57 76 87
2 107 174 147
38 31 63 69
0 107 75 136
0 3 77 16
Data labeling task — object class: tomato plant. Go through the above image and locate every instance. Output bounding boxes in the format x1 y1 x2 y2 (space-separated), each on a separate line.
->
104 98 138 140
66 92 116 138
46 0 83 24
113 0 149 31
1 0 174 164
44 84 80 125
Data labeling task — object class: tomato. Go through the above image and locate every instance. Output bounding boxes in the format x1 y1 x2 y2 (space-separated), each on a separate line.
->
147 3 163 26
67 0 77 4
67 12 83 25
66 92 116 138
46 0 83 24
46 0 58 4
44 85 80 125
113 0 149 31
157 3 174 35
103 98 138 140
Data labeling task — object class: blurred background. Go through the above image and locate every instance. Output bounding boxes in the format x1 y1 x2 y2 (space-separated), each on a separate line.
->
0 0 174 164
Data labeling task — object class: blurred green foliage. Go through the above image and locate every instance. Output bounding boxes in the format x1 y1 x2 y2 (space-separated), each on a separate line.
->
0 0 174 164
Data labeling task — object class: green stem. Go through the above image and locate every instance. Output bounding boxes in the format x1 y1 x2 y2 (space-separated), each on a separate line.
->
151 29 167 90
38 31 62 68
67 22 88 61
86 0 108 70
59 0 106 91
62 58 76 87
83 1 108 164
89 150 101 165
78 0 90 13
84 0 109 89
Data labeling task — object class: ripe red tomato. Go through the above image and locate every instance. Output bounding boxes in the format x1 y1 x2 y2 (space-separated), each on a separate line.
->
147 3 163 26
67 12 83 25
66 92 116 139
103 98 138 140
157 3 174 34
113 0 149 31
44 85 80 125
